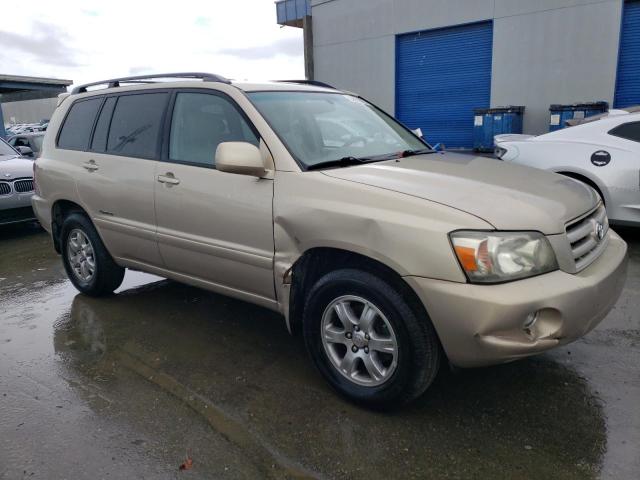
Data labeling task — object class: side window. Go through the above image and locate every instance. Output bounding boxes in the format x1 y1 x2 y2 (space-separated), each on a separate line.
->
57 98 102 150
609 121 640 143
91 97 117 152
107 93 168 158
169 92 259 167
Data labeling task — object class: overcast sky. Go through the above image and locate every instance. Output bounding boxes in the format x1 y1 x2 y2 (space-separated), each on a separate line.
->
0 0 304 89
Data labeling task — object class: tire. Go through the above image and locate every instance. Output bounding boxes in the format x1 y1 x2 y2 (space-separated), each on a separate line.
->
302 269 441 408
60 212 125 296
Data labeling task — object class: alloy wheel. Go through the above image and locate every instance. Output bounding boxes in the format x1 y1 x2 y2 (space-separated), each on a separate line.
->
321 295 398 387
67 229 96 282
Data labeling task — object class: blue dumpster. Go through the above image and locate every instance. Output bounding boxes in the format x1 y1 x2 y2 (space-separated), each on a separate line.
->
473 106 525 152
549 102 608 131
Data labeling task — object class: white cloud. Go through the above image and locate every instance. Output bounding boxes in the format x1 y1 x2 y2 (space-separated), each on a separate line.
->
0 0 304 88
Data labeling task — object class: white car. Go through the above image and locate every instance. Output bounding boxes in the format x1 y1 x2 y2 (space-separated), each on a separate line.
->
0 137 37 225
495 109 640 227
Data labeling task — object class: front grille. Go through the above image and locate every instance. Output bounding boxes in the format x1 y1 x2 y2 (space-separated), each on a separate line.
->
0 206 36 224
0 182 10 195
14 179 34 193
566 204 609 271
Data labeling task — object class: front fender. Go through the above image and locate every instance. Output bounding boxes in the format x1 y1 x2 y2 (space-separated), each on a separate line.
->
272 171 492 313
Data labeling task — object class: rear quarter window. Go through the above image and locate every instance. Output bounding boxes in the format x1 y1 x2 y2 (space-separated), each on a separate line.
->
608 121 640 143
57 98 102 150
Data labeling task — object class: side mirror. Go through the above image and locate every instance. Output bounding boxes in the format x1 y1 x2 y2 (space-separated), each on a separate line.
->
16 146 34 157
412 128 423 138
215 142 267 178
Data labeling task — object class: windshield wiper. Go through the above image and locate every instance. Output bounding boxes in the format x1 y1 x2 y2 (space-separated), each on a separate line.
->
306 156 374 171
306 148 434 171
400 148 436 158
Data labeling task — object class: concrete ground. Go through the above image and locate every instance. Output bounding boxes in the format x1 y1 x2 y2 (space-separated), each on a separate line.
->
0 223 638 480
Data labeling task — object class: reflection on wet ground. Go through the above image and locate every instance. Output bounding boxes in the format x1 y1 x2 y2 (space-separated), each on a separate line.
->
1 222 638 479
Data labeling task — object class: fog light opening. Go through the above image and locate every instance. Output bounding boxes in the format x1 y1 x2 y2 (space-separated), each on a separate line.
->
523 311 540 337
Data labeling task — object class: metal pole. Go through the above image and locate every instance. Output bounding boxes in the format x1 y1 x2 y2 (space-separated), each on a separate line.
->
303 15 314 80
0 101 6 139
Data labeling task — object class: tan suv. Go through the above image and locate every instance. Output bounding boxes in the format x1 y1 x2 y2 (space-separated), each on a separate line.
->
32 73 628 407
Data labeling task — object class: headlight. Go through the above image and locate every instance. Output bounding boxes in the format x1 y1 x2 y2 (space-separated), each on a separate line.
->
450 231 558 283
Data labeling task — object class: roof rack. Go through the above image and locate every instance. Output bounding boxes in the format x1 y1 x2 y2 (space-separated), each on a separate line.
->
71 72 231 94
274 80 335 89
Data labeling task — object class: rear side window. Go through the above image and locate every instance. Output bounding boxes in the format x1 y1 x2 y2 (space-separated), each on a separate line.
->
169 92 258 167
107 93 168 158
91 97 117 152
57 98 102 150
609 121 640 143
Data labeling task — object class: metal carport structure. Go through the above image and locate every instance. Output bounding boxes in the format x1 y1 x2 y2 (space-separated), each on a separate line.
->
0 74 73 138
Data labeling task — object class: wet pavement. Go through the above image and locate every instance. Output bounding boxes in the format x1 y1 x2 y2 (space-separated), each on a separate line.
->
1 223 638 479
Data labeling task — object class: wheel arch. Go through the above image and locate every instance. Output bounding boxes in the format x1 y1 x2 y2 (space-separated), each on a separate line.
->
287 247 436 343
554 169 609 206
51 200 90 253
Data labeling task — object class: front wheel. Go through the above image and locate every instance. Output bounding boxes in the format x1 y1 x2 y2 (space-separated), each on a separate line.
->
61 213 125 296
303 269 441 408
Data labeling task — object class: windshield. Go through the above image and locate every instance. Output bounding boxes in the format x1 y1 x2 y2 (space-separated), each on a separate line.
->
247 91 428 168
0 138 17 157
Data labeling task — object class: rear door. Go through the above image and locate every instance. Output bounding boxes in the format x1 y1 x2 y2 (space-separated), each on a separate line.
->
154 89 275 303
71 91 168 266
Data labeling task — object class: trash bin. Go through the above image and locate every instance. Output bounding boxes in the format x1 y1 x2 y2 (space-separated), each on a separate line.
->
549 102 608 132
473 106 525 152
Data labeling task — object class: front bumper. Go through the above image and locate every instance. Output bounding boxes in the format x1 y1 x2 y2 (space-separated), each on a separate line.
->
405 230 628 368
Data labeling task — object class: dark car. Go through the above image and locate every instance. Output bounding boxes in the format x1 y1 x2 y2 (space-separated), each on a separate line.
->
8 132 45 158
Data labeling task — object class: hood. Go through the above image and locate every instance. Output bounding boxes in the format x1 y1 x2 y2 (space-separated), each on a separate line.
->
321 153 598 234
0 156 34 180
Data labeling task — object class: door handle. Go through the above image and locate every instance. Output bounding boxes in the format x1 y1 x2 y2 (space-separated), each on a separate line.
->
157 173 180 185
82 160 99 172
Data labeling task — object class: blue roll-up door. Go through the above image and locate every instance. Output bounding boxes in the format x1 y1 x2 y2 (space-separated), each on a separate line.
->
396 22 493 149
615 1 640 108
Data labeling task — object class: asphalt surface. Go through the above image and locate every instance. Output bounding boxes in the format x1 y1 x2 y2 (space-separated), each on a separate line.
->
1 223 638 479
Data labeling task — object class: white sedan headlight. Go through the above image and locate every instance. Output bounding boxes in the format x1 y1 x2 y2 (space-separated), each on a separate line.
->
450 231 558 283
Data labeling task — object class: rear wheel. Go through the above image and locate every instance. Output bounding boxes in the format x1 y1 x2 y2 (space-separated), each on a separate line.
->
303 269 441 408
61 213 124 296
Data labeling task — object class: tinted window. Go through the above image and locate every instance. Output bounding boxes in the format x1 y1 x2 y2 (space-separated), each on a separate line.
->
609 121 640 143
107 93 168 158
58 98 102 150
91 97 117 152
169 92 258 167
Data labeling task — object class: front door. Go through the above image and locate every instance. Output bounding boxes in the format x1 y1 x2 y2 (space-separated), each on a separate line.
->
154 90 275 302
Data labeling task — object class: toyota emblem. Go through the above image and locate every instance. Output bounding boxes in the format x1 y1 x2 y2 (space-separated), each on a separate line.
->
595 222 605 241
